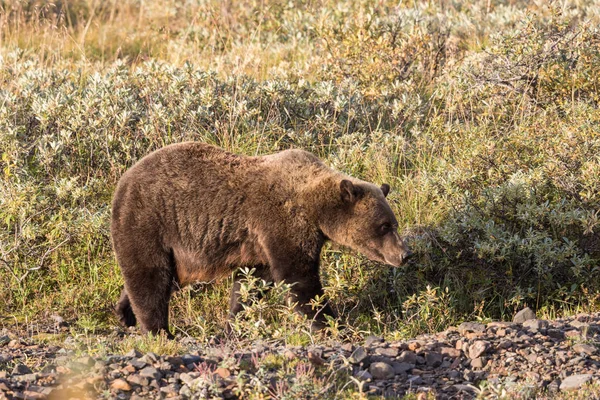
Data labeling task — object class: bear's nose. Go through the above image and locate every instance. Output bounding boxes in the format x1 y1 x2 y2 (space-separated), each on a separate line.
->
401 251 414 263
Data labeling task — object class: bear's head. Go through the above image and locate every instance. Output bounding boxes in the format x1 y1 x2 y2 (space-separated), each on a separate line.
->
322 179 413 267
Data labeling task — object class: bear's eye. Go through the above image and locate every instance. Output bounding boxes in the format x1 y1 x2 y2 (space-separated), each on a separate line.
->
379 223 392 234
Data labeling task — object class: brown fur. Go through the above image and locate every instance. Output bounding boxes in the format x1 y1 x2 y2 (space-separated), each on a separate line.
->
111 142 411 336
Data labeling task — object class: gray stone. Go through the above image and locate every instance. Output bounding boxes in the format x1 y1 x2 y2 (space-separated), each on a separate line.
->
468 341 489 359
559 374 593 391
365 336 384 346
425 352 443 367
407 376 423 385
526 353 539 364
457 322 486 335
391 362 414 374
0 336 9 346
349 346 368 364
447 370 461 380
160 384 179 394
125 349 142 358
573 344 597 356
355 370 372 381
179 372 199 385
439 347 461 358
181 354 202 365
140 352 159 364
374 347 399 357
129 359 147 369
139 366 162 381
127 374 149 386
180 385 192 397
11 364 32 375
547 329 564 340
398 350 417 364
369 362 395 380
522 319 548 333
513 307 536 323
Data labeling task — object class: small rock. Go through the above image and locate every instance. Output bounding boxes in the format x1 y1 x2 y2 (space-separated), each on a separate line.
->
391 362 413 374
470 358 486 369
140 352 159 364
447 370 461 380
547 329 565 340
398 351 417 364
139 366 162 381
12 364 32 375
125 349 142 358
573 344 596 356
129 359 147 369
522 319 548 333
497 339 513 350
457 322 486 336
407 341 422 351
559 374 593 391
214 367 231 379
439 347 461 358
513 307 536 323
369 362 395 380
407 376 423 385
365 336 384 346
111 378 132 391
341 343 353 352
349 346 368 364
355 370 372 381
0 336 9 346
375 347 399 357
179 372 198 385
468 341 489 359
180 385 192 397
526 353 539 364
181 354 202 365
425 352 443 368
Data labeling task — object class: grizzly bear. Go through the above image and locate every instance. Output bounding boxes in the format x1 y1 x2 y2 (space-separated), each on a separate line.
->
111 142 412 337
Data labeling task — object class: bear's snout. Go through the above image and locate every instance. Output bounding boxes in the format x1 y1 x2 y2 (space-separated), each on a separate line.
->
401 250 414 264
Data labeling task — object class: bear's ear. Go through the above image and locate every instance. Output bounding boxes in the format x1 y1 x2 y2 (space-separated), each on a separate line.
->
340 179 362 203
381 183 390 198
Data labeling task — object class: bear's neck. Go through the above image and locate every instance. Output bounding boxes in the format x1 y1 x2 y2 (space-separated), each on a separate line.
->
296 174 347 240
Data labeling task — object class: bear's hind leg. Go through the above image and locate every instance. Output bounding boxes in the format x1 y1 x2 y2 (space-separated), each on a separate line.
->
116 289 137 327
120 248 175 339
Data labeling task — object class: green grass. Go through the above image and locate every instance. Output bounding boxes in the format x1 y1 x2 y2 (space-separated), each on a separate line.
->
1 0 600 352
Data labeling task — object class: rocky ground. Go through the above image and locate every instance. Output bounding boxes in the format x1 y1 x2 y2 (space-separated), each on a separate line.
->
1 309 600 399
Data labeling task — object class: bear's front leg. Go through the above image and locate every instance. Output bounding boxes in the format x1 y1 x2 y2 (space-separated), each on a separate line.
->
269 264 336 332
226 265 274 335
228 265 273 317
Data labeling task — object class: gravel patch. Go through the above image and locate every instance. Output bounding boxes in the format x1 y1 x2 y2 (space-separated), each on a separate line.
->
1 311 599 399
